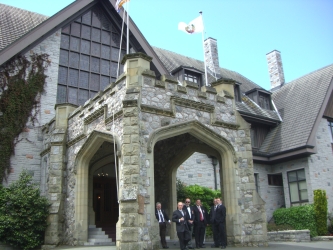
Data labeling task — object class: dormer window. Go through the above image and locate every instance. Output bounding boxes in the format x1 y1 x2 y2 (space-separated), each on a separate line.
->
245 88 273 110
172 66 204 87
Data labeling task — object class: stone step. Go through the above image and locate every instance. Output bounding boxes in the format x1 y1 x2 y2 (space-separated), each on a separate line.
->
88 234 109 239
88 238 113 243
84 242 115 246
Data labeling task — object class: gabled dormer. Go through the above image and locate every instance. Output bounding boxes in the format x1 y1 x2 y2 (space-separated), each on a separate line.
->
171 66 204 87
245 88 273 110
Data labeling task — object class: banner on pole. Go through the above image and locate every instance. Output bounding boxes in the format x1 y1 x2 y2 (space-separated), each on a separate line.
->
178 15 204 34
115 0 130 12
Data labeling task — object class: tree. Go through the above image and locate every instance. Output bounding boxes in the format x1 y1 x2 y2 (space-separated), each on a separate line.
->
0 171 50 250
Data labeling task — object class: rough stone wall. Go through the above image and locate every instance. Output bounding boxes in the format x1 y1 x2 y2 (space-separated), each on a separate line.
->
253 163 285 221
4 30 61 187
39 54 267 247
63 79 127 245
176 152 221 190
308 118 333 213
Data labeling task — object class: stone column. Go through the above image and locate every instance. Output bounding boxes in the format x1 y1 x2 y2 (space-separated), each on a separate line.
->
117 53 158 249
42 104 77 249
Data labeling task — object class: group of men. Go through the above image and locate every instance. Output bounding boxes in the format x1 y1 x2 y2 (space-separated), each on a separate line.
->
155 198 227 250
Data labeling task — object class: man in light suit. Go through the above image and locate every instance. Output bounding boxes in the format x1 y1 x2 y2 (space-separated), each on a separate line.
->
172 201 190 250
182 198 195 249
155 202 171 249
192 199 208 248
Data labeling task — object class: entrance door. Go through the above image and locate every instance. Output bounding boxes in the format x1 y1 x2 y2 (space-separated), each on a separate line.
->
93 177 118 227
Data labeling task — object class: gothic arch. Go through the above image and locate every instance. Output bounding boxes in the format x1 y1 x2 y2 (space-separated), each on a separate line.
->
73 130 120 243
149 120 239 240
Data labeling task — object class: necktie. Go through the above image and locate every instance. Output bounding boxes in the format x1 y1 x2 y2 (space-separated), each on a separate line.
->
159 210 164 222
198 206 203 221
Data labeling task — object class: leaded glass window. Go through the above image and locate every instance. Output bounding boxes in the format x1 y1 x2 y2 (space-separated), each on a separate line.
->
287 169 308 204
57 5 126 105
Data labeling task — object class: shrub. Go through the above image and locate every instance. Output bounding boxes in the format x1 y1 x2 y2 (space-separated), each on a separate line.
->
177 182 221 212
328 211 333 235
313 189 328 236
273 204 318 237
0 172 50 250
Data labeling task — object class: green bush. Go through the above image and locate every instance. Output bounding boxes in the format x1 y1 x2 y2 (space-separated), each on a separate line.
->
0 172 50 250
176 179 221 212
313 189 328 235
273 204 318 237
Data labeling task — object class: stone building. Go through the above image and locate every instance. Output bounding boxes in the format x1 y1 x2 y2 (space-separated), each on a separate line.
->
0 0 332 249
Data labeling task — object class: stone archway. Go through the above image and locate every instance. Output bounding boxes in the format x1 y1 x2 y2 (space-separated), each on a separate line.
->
148 120 239 242
73 130 121 244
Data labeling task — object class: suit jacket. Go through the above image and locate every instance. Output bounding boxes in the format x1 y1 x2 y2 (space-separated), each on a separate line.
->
209 205 217 224
215 204 226 224
172 209 188 232
155 209 170 222
192 205 208 225
182 205 195 227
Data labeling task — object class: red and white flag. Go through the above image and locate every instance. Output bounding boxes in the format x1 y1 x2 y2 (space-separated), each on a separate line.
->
178 15 204 34
115 0 130 12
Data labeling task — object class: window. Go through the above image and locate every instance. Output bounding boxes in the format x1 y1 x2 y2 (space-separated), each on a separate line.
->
234 84 241 102
254 173 259 193
57 5 126 106
184 70 202 87
328 120 333 142
268 173 283 186
258 93 271 110
172 67 203 87
287 169 308 204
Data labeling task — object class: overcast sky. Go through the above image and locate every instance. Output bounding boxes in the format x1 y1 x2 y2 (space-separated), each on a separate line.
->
1 0 332 90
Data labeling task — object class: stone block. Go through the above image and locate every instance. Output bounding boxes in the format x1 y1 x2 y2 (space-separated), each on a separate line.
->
120 202 139 213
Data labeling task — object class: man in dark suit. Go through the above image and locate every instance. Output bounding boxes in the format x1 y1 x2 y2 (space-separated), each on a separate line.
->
209 198 219 248
172 201 190 250
155 202 171 249
182 198 195 249
192 199 208 248
215 198 227 249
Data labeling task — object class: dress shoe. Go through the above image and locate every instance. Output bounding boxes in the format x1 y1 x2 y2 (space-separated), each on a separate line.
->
200 246 205 248
221 246 226 249
163 246 169 249
188 247 194 249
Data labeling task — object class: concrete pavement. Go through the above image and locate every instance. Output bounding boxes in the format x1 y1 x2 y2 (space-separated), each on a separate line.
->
56 240 333 250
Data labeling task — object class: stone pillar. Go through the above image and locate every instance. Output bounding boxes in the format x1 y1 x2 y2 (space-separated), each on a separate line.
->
266 50 285 91
117 53 158 249
42 104 77 249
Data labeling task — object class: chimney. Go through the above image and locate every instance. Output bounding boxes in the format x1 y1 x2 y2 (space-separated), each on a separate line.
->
266 50 285 90
204 37 219 76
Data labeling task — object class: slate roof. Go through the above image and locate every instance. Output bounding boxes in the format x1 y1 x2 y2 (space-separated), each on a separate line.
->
260 64 333 154
152 46 281 122
0 3 48 51
153 46 263 93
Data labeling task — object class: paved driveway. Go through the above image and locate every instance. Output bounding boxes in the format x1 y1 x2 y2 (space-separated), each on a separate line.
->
56 241 333 250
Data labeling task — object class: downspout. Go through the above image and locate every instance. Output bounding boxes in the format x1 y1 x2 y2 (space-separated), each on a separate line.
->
212 157 218 190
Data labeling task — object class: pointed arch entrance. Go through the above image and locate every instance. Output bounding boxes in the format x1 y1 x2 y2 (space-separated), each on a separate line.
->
74 130 121 243
147 120 238 240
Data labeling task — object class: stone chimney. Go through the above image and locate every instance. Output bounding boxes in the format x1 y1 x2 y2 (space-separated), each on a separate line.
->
266 50 285 90
204 37 219 76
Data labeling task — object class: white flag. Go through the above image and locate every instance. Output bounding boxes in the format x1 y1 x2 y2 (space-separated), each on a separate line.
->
178 15 204 34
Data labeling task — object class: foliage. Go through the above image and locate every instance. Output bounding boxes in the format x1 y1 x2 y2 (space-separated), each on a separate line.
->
273 204 318 237
328 211 333 235
267 223 294 231
0 171 50 250
313 189 328 236
0 54 49 182
176 179 221 212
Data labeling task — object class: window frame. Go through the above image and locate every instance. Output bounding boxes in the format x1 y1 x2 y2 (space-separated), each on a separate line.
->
287 168 308 204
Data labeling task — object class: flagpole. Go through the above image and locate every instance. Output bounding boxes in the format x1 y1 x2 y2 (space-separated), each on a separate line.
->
200 11 208 86
126 1 130 54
